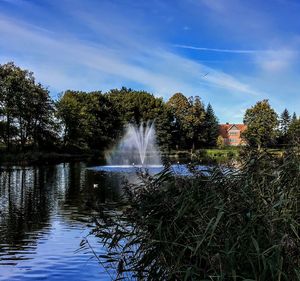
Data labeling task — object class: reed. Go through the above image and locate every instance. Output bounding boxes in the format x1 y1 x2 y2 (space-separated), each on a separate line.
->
92 146 300 280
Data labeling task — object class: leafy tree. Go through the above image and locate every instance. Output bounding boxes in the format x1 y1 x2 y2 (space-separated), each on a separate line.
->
243 100 278 150
107 87 161 123
0 62 56 151
107 87 172 150
185 96 206 149
167 93 208 150
56 90 121 151
83 92 121 150
166 93 190 149
29 83 58 150
0 62 30 150
154 106 173 151
56 90 85 148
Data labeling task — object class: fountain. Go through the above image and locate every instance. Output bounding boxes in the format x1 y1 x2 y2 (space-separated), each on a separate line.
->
105 121 162 167
89 121 208 175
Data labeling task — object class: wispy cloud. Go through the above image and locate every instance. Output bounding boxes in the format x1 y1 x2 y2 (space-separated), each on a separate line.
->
1 0 299 122
0 13 263 100
255 49 298 72
173 44 259 54
174 44 299 73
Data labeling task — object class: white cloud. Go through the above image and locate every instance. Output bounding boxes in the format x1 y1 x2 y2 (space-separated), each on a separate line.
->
174 43 299 73
255 49 298 72
0 13 263 100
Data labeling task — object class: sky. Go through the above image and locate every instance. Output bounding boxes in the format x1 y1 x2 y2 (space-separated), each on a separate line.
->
0 0 300 123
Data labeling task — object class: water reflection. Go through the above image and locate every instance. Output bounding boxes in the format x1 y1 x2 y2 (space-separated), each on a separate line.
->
0 162 122 281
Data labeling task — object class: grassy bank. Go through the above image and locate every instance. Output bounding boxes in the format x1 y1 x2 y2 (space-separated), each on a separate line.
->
166 147 240 164
92 147 300 280
166 147 286 164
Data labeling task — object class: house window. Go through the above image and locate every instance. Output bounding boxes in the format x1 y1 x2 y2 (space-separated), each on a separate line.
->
229 131 239 136
229 138 237 143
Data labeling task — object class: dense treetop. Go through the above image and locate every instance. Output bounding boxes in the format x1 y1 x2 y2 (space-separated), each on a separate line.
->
243 100 279 150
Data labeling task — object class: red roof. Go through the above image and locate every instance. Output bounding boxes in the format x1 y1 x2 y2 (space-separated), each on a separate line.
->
219 124 247 138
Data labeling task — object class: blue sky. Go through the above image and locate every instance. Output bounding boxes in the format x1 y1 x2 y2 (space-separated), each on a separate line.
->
0 0 299 123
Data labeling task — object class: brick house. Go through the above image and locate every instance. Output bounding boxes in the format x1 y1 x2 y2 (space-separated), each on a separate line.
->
219 123 247 146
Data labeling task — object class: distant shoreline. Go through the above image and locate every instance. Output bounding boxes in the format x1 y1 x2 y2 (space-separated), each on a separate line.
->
0 151 105 166
0 148 241 166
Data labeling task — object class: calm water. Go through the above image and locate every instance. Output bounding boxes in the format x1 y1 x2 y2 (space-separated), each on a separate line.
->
0 162 123 281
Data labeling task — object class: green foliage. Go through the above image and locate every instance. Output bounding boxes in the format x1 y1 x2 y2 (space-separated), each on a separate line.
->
288 117 300 145
166 92 190 149
278 108 291 146
217 135 225 149
167 93 208 149
56 90 121 151
107 87 163 124
92 147 300 280
107 87 173 150
0 62 57 151
2 61 298 156
204 103 219 147
243 100 278 150
186 96 206 149
280 108 291 136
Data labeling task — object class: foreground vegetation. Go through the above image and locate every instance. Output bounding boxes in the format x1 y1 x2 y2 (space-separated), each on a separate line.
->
90 146 300 280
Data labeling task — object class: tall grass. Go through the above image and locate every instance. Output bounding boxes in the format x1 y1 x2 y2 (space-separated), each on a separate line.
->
92 146 300 280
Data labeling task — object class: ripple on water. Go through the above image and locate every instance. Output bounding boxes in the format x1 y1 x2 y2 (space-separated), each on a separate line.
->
0 163 117 281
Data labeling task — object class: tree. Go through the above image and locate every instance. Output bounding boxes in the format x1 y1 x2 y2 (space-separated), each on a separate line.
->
107 87 162 123
56 90 85 148
203 103 219 147
29 83 58 150
217 135 225 149
0 62 31 151
185 96 206 150
288 117 300 145
83 92 122 150
107 87 172 150
167 93 209 150
278 108 291 146
56 90 122 151
166 93 190 149
0 62 56 151
243 100 278 150
280 109 291 135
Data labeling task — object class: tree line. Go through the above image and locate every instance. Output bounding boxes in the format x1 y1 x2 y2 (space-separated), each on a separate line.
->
0 62 299 154
243 100 300 150
0 62 219 153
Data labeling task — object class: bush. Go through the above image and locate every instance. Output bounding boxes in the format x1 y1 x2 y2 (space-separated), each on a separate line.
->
91 146 300 280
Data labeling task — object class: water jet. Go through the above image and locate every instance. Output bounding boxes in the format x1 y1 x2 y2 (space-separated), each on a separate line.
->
106 121 162 167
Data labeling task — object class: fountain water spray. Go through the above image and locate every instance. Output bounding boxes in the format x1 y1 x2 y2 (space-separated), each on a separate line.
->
106 121 162 167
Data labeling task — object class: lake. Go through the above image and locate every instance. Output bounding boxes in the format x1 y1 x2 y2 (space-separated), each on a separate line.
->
0 162 123 281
